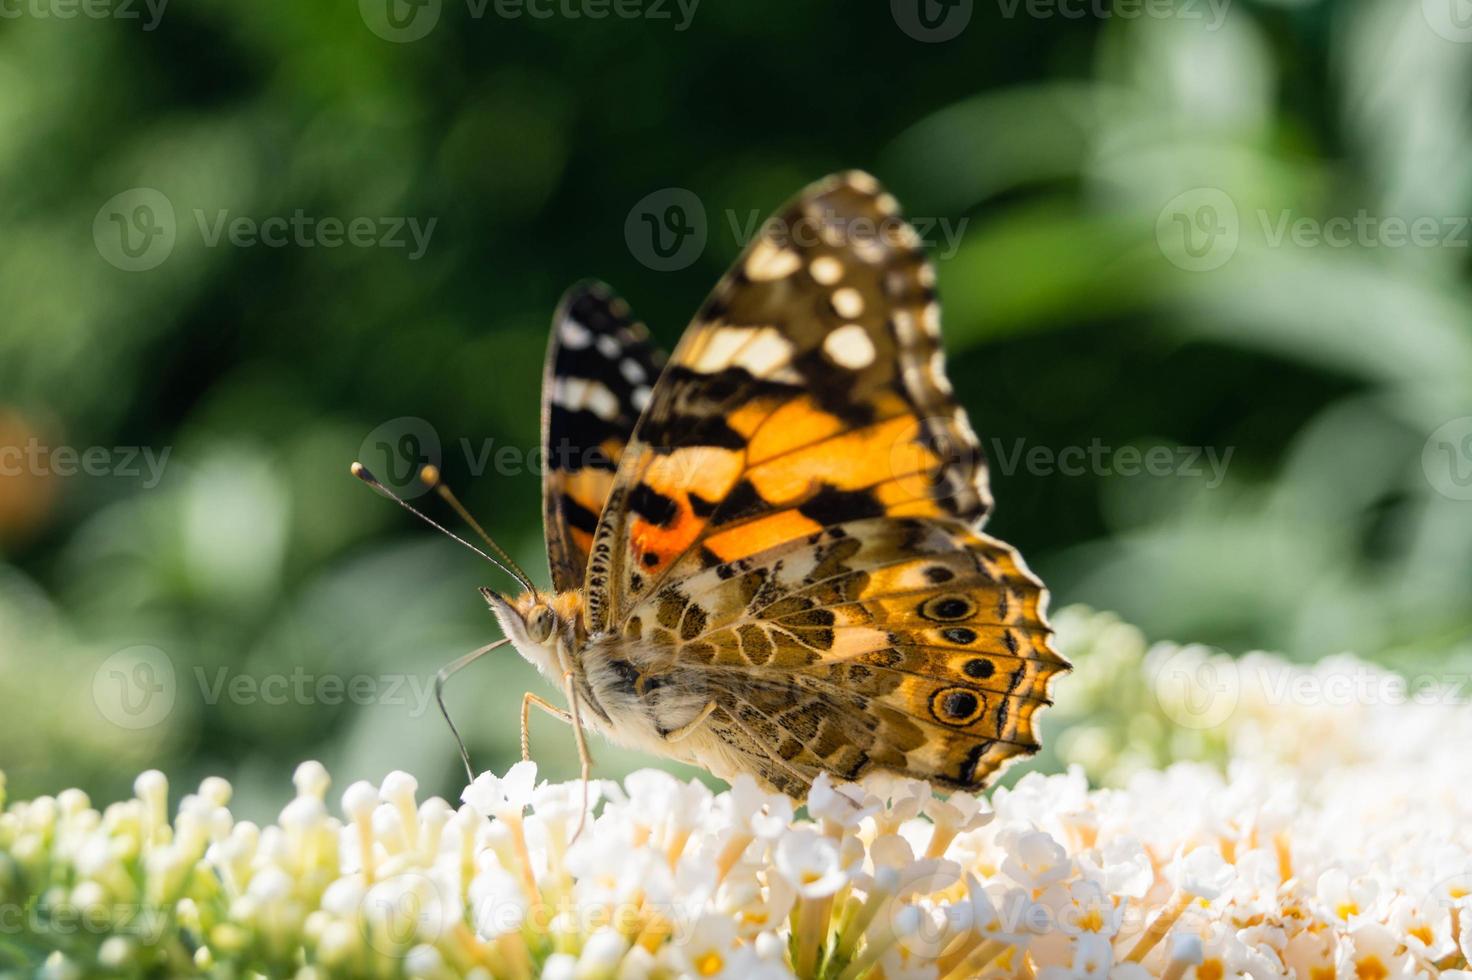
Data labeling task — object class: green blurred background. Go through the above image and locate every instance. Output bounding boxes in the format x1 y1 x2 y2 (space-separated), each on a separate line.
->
2 0 1470 821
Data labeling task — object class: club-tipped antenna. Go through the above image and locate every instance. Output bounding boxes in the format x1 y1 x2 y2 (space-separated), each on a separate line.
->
350 462 535 593
418 465 537 595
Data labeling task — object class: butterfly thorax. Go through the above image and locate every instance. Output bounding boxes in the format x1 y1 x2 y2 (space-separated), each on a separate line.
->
490 586 727 769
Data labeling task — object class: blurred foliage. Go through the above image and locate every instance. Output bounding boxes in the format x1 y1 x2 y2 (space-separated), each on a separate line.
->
1 0 1470 820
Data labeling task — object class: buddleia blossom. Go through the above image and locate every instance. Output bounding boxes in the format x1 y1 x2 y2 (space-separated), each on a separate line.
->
1 608 1468 978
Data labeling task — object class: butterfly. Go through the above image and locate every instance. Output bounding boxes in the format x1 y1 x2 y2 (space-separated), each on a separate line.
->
367 171 1068 800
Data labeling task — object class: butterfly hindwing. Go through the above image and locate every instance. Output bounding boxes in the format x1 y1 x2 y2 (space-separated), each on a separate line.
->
615 516 1066 793
542 281 666 593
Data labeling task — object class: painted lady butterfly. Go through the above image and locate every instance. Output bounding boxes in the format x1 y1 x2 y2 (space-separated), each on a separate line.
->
365 172 1068 799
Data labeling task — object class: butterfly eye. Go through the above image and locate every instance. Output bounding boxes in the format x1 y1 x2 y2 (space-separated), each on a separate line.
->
527 605 556 644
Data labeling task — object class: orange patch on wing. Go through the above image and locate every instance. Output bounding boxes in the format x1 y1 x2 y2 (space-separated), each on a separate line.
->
705 509 822 562
746 414 919 502
745 397 845 464
643 447 743 504
727 401 776 441
630 514 697 571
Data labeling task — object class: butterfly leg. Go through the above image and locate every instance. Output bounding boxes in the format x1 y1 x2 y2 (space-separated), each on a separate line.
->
560 669 595 841
436 637 512 783
520 692 573 762
663 700 717 744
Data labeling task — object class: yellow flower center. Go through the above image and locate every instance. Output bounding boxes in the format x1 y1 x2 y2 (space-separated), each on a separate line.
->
695 951 725 976
1198 958 1224 980
1356 955 1388 980
1335 902 1358 920
1311 968 1336 980
1410 924 1433 945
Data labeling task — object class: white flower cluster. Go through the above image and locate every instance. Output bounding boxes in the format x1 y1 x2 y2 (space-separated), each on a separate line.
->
2 614 1469 978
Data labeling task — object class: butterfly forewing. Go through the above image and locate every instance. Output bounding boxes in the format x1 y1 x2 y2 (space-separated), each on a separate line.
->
542 281 667 592
584 171 990 632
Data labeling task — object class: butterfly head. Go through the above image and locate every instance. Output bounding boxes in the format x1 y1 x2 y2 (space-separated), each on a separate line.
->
480 587 572 679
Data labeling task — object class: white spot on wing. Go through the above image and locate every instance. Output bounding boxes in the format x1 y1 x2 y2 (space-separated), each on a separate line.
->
831 287 864 319
921 303 941 336
690 326 793 378
596 335 621 358
744 239 802 281
810 256 844 285
823 324 876 370
632 386 652 411
736 327 794 376
620 358 646 384
554 377 622 421
559 318 592 349
930 350 953 394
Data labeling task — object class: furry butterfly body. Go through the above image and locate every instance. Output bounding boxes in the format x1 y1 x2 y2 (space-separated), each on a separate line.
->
487 172 1068 798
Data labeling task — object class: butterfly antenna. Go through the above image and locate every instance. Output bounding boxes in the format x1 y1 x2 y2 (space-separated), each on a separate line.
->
418 465 538 595
350 462 534 593
435 637 512 784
